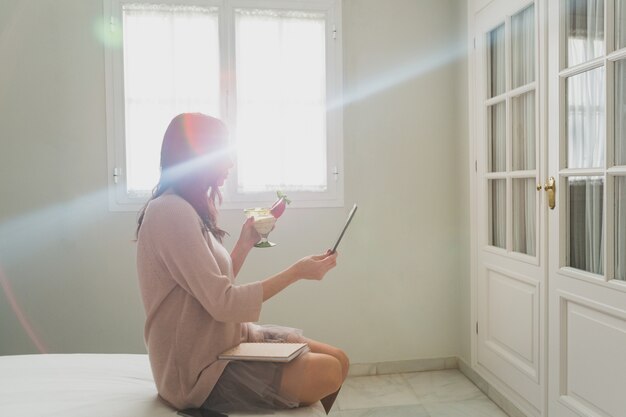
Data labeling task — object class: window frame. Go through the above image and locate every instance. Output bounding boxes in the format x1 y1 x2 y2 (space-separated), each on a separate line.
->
103 0 344 212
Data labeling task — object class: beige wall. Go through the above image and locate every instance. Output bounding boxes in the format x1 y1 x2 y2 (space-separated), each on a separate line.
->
0 0 469 365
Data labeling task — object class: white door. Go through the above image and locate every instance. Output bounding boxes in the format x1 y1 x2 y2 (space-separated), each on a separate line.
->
547 0 626 416
474 1 547 416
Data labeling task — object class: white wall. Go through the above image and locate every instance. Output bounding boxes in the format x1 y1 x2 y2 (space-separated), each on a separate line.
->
0 0 469 365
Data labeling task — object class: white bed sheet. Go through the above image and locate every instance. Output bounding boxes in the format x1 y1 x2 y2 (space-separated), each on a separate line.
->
0 354 325 417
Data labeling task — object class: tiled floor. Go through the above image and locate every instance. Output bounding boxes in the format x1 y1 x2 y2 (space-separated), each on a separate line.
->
329 369 509 417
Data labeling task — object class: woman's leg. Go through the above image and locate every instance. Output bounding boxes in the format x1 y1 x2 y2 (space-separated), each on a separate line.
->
301 337 350 381
279 352 343 406
299 338 349 413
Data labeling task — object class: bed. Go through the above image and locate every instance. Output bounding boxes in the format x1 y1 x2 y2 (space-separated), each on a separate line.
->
0 354 326 417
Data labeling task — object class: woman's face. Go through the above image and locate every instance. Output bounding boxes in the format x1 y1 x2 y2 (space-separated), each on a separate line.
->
196 137 234 189
213 151 234 187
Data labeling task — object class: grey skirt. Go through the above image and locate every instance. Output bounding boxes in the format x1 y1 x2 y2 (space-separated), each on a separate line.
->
202 324 310 414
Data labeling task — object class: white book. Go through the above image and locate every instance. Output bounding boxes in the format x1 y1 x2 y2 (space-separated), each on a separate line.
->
218 342 308 363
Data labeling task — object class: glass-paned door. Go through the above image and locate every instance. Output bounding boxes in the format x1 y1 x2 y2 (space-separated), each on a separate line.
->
548 1 626 416
475 1 545 414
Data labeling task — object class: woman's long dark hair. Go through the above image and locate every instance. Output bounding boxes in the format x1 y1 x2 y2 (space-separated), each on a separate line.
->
136 113 229 242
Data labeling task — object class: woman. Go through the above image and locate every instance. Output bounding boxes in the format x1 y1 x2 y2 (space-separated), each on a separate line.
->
135 113 349 415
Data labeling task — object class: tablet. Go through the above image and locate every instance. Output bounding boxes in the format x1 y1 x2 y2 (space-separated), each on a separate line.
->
331 204 358 253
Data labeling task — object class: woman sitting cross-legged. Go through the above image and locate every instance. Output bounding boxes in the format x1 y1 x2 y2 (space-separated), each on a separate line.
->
135 113 349 415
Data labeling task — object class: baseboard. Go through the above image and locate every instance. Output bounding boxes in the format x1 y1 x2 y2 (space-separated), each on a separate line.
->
347 356 458 377
457 358 528 417
347 356 528 417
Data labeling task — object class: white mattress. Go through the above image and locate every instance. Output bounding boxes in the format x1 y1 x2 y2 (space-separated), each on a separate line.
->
0 354 325 417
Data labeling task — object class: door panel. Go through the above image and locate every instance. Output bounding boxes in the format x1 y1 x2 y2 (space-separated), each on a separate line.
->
486 267 538 374
548 0 626 416
474 1 546 416
565 298 626 416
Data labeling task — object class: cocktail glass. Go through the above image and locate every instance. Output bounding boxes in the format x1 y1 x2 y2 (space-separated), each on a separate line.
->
244 208 277 248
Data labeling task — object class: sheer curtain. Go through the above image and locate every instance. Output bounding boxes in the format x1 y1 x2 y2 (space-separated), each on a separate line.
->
122 5 220 194
512 103 537 256
512 5 535 89
617 61 626 280
566 0 605 273
489 25 505 98
513 179 536 256
567 0 604 67
234 9 327 193
491 181 506 248
617 0 626 49
488 25 506 249
617 61 626 166
618 178 626 280
511 6 536 256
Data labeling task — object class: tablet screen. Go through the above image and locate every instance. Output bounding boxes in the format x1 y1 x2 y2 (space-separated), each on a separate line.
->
331 204 358 253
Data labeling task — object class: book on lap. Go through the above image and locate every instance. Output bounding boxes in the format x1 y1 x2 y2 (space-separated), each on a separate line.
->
218 342 308 362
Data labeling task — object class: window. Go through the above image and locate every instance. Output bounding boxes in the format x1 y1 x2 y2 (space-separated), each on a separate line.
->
104 0 343 211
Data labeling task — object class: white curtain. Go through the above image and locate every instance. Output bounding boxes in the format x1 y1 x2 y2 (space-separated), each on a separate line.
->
234 9 327 193
569 177 604 274
491 180 506 249
617 0 626 50
488 25 505 253
617 61 626 280
567 69 605 274
513 92 536 171
122 4 220 194
511 6 536 256
512 5 535 89
513 179 536 256
617 178 626 280
567 68 605 169
491 102 506 172
567 0 604 67
489 25 505 98
489 103 505 248
617 61 626 166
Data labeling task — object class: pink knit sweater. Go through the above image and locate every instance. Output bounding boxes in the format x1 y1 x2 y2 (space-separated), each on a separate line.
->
136 191 264 409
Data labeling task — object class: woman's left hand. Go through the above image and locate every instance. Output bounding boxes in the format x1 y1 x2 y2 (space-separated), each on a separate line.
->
238 217 262 250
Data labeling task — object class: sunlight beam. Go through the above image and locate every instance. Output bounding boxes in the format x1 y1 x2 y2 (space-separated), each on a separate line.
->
0 265 48 353
330 41 466 111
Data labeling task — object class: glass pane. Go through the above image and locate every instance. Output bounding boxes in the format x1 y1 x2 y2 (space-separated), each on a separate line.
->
235 9 327 192
566 0 605 67
513 179 536 256
617 60 626 165
512 5 535 88
489 24 505 97
617 177 626 280
490 180 507 249
490 102 506 172
122 5 221 193
512 92 536 170
568 176 604 275
567 67 606 169
618 0 626 50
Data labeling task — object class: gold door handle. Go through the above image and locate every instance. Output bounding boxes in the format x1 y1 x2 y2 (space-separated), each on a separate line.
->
544 176 556 210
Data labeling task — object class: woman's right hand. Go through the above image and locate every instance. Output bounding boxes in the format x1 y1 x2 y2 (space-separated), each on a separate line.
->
261 250 338 302
291 250 338 281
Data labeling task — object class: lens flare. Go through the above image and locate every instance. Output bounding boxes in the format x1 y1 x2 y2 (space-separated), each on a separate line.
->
93 17 123 49
0 266 48 353
161 144 236 182
180 113 228 155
